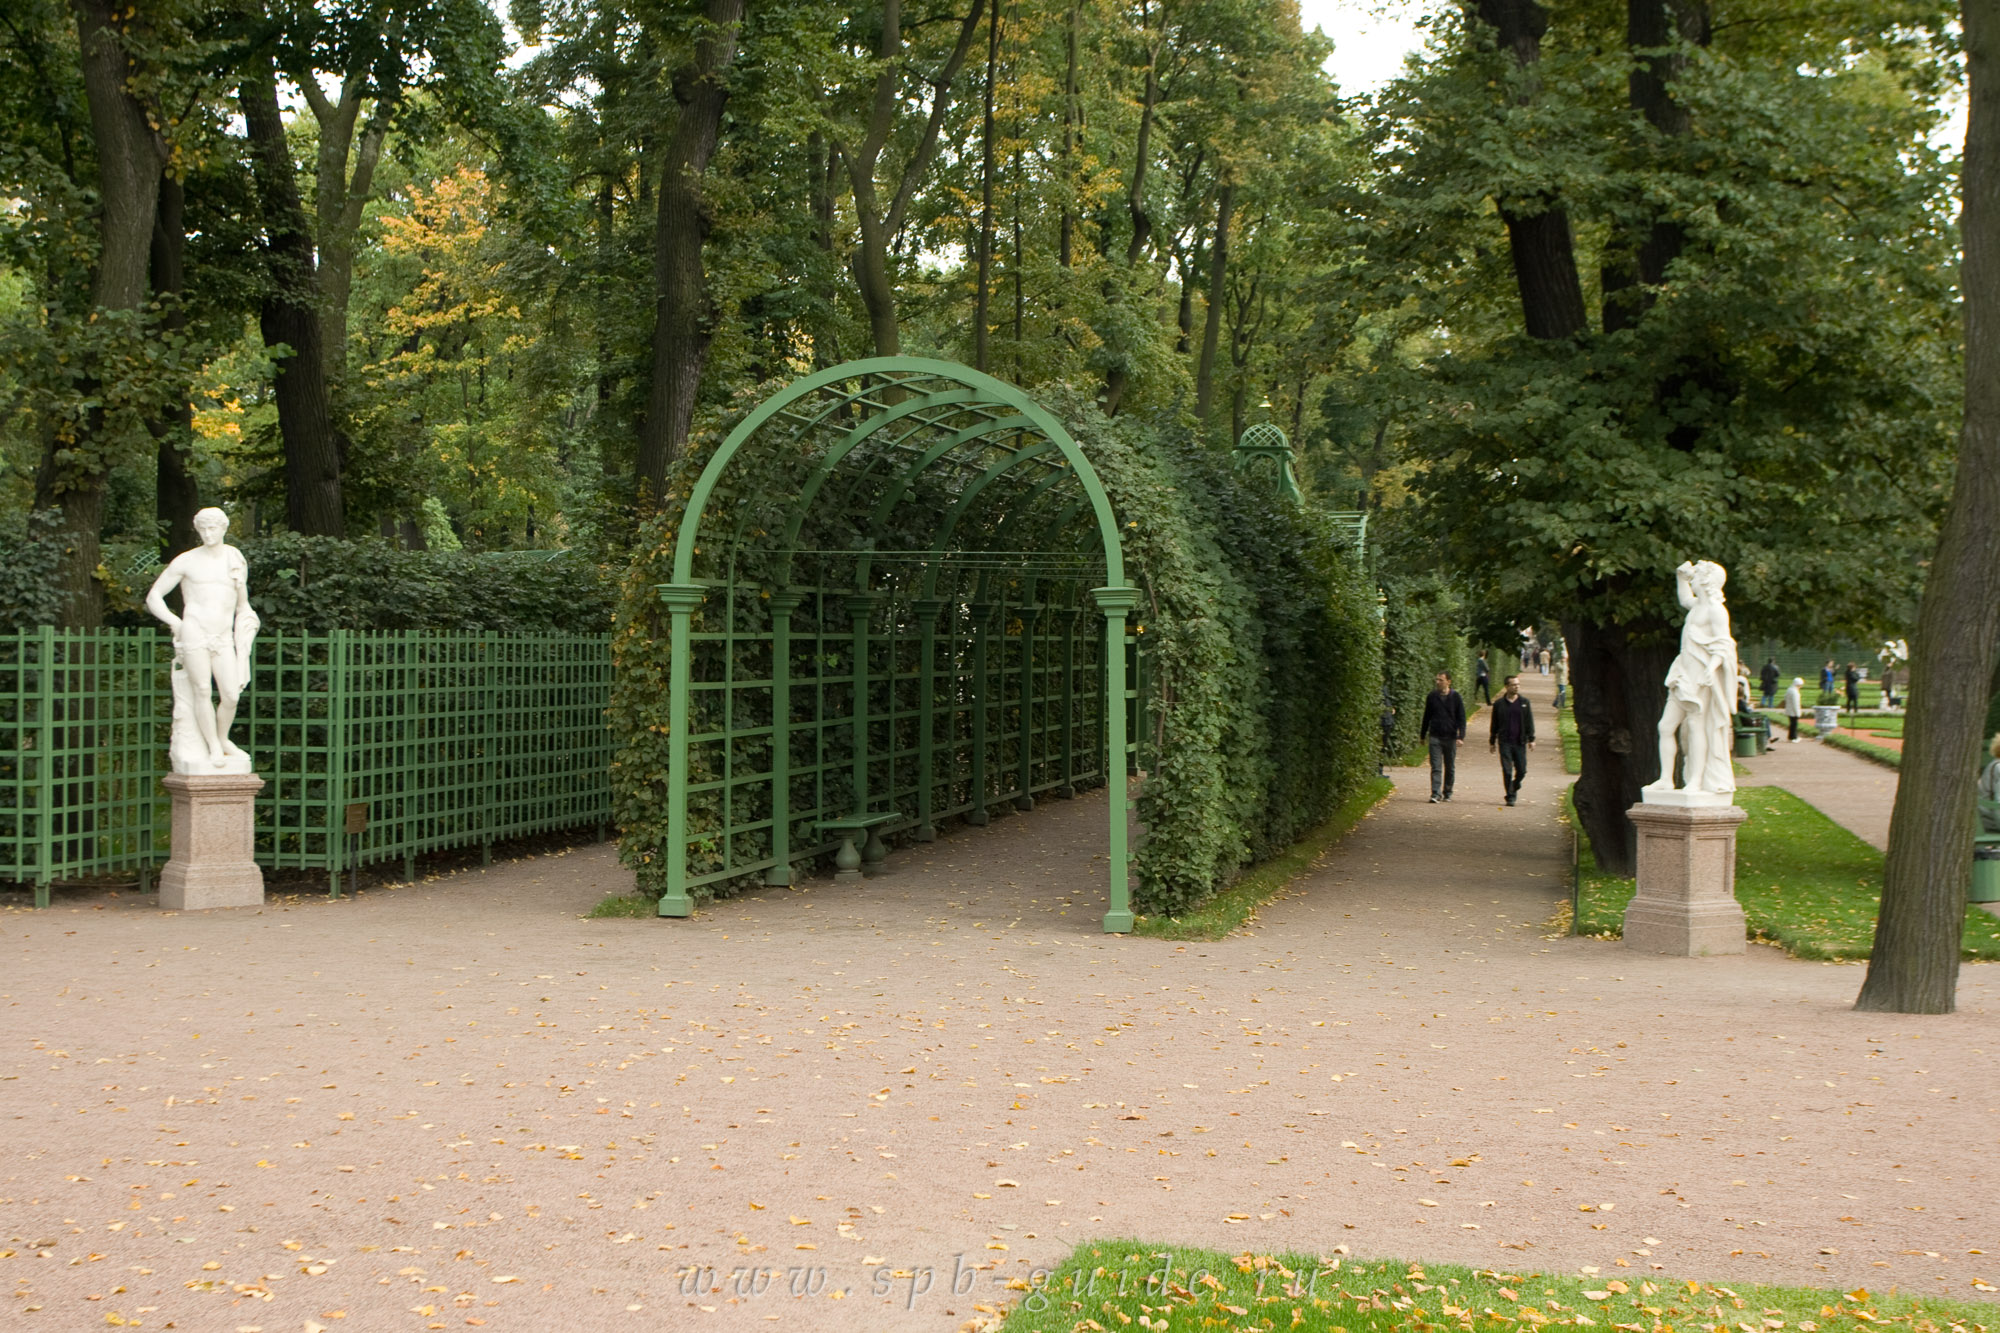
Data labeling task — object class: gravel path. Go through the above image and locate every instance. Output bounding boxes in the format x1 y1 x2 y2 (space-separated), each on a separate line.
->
5 677 1996 1331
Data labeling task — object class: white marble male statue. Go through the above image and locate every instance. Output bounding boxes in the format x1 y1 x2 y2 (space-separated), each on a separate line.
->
146 507 259 774
1642 559 1737 803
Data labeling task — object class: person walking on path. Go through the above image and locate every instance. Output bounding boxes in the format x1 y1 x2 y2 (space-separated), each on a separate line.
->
1784 676 1803 742
1474 651 1492 704
1489 674 1536 806
1538 647 1552 675
1553 654 1568 710
1759 657 1780 708
1844 661 1862 711
1420 671 1466 803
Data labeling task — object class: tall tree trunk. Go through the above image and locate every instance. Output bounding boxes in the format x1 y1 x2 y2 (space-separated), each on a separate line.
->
1603 0 1707 333
1855 0 2000 1014
1195 181 1233 423
1058 0 1080 270
1470 0 1589 340
150 172 199 558
301 69 388 383
972 0 1000 371
242 55 346 536
808 131 840 367
34 0 166 625
841 0 988 357
1099 20 1161 415
635 0 747 506
1564 613 1672 875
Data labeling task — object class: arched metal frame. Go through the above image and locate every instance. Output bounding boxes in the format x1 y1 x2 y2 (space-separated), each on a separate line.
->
654 358 1142 932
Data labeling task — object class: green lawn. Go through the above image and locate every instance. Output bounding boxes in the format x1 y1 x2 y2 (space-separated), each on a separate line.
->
1573 785 2000 960
1135 778 1392 940
994 1243 1997 1333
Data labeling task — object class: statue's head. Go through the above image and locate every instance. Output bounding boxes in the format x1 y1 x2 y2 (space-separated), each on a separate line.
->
193 507 229 544
1688 560 1726 598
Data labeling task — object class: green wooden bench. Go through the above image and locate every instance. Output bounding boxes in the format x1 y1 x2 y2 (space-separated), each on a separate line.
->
814 814 899 883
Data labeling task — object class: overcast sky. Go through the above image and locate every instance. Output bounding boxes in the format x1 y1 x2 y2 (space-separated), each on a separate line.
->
1293 0 1429 97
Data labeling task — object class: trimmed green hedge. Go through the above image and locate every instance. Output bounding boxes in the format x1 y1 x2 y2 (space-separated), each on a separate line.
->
610 385 1382 918
232 535 615 632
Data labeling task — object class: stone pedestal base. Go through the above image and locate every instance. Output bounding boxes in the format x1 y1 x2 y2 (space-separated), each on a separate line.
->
159 773 266 910
1623 801 1748 956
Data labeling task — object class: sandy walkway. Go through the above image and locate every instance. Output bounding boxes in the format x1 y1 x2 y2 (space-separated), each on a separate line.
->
5 676 1996 1331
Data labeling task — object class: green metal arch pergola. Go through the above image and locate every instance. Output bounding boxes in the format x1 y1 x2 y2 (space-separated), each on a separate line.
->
654 357 1143 932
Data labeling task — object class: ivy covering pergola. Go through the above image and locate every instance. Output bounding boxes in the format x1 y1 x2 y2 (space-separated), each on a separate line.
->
652 358 1144 931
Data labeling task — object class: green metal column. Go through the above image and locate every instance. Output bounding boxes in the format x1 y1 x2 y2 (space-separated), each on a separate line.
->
1056 606 1078 798
34 625 53 908
845 592 879 813
967 601 994 826
1092 586 1138 933
1014 604 1041 811
765 590 803 885
657 583 707 917
910 598 947 840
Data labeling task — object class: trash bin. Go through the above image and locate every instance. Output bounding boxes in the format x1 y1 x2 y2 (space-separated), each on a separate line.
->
1974 841 2000 904
1734 727 1758 758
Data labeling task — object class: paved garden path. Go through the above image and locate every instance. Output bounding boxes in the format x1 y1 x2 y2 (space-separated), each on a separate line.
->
6 674 1996 1331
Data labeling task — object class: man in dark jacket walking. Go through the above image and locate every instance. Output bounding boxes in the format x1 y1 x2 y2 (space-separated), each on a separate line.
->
1758 657 1780 708
1488 674 1536 806
1420 671 1466 803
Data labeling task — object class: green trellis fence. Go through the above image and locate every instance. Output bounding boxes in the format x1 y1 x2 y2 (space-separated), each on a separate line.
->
1 627 612 906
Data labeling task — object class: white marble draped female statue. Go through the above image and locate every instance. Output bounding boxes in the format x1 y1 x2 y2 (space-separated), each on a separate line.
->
146 507 259 774
1642 559 1738 802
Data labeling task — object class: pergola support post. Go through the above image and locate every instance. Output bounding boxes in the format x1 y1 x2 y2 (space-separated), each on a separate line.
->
911 598 948 840
1015 604 1041 810
1057 607 1079 798
765 590 804 886
656 583 708 918
844 591 885 873
967 602 995 826
1093 585 1139 933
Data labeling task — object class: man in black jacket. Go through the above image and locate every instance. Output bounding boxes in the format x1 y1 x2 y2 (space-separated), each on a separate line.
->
1488 674 1536 806
1419 671 1467 803
1758 657 1781 708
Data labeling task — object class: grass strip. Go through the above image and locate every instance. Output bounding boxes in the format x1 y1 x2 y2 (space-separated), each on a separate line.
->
1557 702 1581 775
1134 777 1392 940
994 1243 1998 1333
585 893 658 919
1825 733 1901 769
1571 784 2000 959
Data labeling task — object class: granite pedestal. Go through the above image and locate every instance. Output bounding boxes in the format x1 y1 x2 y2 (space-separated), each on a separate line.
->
158 772 266 910
1623 799 1748 956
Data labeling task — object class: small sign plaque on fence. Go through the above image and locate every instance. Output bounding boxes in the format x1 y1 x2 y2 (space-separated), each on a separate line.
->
344 803 369 835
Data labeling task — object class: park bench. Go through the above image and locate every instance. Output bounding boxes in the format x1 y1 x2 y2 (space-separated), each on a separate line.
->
814 813 900 883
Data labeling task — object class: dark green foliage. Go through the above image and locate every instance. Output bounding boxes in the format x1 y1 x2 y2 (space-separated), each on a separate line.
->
1050 394 1384 914
0 509 69 631
1378 571 1469 760
233 535 614 632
